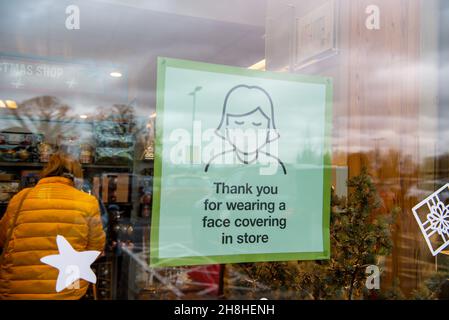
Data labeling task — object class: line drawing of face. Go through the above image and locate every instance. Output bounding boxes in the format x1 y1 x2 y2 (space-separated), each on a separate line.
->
205 84 287 175
225 107 270 154
215 84 280 155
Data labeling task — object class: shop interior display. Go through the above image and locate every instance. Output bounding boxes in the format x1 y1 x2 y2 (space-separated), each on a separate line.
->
0 132 43 162
94 120 135 166
0 112 154 300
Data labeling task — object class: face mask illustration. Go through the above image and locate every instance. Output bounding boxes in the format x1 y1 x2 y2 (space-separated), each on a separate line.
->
205 84 286 175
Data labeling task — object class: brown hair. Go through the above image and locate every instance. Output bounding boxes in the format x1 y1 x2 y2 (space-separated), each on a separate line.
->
40 152 83 179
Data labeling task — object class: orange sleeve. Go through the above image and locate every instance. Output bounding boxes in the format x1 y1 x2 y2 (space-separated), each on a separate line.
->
0 204 13 248
0 192 22 248
86 200 106 252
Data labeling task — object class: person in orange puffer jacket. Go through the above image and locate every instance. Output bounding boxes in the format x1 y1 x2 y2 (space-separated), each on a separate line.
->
0 152 106 299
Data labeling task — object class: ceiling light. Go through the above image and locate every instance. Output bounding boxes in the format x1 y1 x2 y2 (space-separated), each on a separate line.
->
80 114 88 119
5 100 18 109
110 71 122 78
0 100 6 108
248 59 266 71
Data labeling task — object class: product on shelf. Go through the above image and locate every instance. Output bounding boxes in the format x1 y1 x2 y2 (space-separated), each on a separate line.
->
37 142 54 162
90 258 114 300
95 147 133 165
143 142 154 160
0 181 19 203
0 132 43 162
0 173 15 181
94 120 134 165
98 173 131 204
0 181 19 192
92 176 101 198
115 174 130 203
80 144 94 164
138 176 153 218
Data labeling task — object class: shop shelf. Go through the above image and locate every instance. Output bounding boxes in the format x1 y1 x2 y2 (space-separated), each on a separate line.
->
0 161 44 167
0 161 132 170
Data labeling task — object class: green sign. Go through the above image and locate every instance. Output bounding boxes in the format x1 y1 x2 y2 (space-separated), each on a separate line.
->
150 57 332 267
